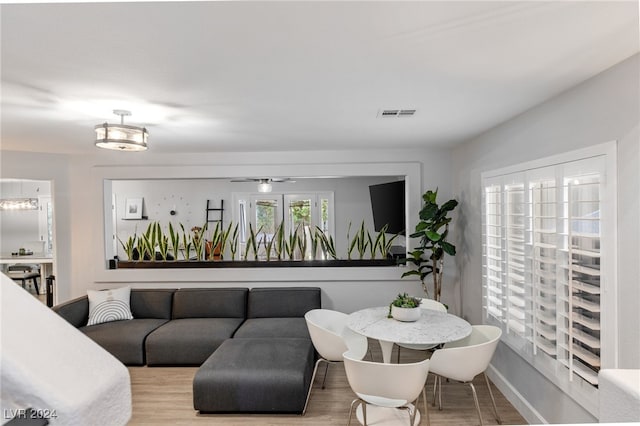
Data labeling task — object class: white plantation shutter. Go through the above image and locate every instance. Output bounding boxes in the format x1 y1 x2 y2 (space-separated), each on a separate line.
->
481 143 615 413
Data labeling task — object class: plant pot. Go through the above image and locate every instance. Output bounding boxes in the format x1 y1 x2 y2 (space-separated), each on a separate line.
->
391 306 421 322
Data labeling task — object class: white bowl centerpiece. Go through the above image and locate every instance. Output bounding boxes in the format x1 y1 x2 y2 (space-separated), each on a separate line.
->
388 293 422 322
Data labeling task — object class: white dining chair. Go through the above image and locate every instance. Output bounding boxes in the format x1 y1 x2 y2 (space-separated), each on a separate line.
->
429 325 503 426
303 309 369 415
396 298 447 363
343 350 430 426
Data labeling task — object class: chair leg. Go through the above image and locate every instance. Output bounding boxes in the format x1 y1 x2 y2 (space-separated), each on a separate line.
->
484 373 502 424
397 345 401 363
437 376 442 410
32 276 40 295
362 400 367 426
421 389 430 426
347 398 359 426
469 382 484 426
432 375 437 406
321 361 331 389
302 358 325 415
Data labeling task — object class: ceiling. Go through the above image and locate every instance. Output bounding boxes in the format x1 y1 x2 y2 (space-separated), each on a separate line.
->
1 1 638 155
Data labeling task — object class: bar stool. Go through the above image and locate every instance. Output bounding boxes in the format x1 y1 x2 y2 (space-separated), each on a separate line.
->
6 265 41 294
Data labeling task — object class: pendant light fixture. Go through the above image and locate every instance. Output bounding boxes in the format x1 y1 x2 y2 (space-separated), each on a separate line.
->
257 179 273 193
95 109 148 151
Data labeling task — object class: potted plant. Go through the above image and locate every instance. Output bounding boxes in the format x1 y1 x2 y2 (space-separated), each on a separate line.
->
401 189 458 302
388 293 422 322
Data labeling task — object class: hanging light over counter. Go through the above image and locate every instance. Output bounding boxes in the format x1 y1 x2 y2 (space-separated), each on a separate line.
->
0 198 38 210
95 109 148 151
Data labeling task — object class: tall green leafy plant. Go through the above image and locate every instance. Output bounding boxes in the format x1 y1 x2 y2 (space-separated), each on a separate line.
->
401 189 458 301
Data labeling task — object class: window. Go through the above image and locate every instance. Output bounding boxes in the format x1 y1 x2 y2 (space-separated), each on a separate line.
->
235 192 334 260
481 143 616 413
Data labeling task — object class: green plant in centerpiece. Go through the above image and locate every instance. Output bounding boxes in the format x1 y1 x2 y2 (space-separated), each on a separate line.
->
401 189 458 302
118 232 137 261
387 293 421 318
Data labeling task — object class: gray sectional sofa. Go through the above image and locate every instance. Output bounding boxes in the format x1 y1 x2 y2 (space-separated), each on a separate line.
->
53 286 321 413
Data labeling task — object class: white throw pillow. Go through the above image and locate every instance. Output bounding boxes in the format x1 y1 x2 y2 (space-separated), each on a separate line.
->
87 286 134 326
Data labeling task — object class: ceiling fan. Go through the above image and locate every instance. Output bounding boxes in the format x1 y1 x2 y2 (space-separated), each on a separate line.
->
230 177 296 193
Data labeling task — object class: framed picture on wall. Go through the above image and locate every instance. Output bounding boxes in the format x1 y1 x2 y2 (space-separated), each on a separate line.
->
124 198 143 219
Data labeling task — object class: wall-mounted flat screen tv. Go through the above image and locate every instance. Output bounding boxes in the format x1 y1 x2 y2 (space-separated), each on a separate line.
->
369 180 405 234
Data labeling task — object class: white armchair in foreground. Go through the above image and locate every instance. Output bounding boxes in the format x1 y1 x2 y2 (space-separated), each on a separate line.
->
0 275 132 426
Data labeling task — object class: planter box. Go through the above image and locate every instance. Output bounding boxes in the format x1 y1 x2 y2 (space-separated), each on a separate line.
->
113 258 397 269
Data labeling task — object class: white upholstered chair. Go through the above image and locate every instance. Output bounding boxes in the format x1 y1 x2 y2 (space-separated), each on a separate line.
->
303 309 369 415
396 298 447 362
429 325 502 426
343 350 430 426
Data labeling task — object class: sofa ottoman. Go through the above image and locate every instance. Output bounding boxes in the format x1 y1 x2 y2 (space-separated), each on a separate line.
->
193 337 315 413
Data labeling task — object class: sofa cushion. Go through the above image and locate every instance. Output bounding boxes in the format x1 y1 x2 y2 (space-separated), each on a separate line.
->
193 337 315 413
145 318 245 365
80 318 168 365
130 289 175 319
233 318 310 339
172 288 248 319
247 287 321 318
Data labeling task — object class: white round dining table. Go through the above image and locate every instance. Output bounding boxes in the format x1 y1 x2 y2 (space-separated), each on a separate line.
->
347 306 472 363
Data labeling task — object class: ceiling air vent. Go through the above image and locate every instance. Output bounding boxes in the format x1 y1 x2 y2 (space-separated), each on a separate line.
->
379 109 416 118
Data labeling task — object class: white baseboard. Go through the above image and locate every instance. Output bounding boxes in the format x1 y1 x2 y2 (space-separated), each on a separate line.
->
486 364 548 425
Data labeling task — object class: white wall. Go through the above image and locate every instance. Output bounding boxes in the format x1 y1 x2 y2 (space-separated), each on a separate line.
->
451 54 640 423
0 153 71 302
